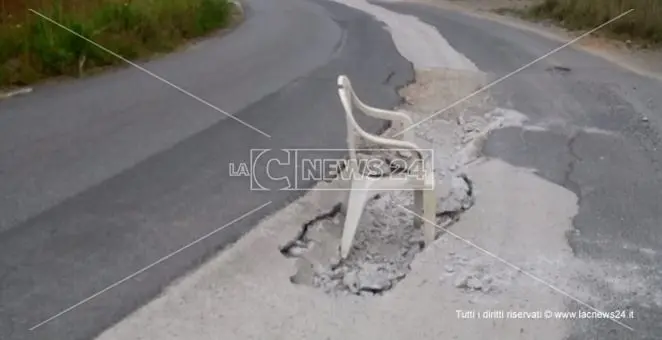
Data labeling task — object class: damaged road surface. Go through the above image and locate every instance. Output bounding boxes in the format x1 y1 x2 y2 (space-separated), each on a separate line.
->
9 0 662 338
279 140 476 296
281 172 474 296
382 1 662 338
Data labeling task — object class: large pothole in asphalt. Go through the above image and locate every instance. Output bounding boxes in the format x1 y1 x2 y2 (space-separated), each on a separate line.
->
280 174 474 296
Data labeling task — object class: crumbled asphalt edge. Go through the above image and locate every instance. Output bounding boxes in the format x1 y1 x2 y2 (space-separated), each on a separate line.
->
280 172 475 296
279 203 343 258
279 202 416 296
436 173 474 222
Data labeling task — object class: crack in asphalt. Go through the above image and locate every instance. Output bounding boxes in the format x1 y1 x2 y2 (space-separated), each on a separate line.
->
563 130 584 204
436 173 474 223
563 130 585 257
279 203 343 258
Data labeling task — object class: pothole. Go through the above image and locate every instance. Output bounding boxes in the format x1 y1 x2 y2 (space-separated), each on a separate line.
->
280 174 475 296
277 67 487 297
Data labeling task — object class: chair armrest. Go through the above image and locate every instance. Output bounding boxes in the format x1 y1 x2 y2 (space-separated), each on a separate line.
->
361 106 416 142
355 100 413 125
340 75 416 142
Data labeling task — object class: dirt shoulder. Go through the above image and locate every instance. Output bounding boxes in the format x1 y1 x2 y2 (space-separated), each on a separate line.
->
0 0 243 96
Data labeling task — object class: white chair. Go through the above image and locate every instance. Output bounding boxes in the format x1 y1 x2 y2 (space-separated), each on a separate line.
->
336 75 437 259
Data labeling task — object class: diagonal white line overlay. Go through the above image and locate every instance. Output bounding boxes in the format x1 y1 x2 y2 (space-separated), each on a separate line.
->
29 201 272 331
395 9 634 138
29 9 271 138
399 205 635 332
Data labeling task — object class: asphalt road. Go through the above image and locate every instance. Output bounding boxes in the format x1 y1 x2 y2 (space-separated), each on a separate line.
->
2 0 662 339
382 2 662 339
0 0 413 339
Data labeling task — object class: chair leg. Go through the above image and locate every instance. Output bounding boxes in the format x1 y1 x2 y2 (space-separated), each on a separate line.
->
340 184 371 259
414 190 424 229
338 164 353 215
422 189 437 247
340 183 351 215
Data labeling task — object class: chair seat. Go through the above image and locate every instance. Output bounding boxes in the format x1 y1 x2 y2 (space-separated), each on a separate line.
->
347 148 430 177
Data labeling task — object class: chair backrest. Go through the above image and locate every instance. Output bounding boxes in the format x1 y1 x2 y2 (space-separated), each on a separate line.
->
337 75 374 163
337 75 425 178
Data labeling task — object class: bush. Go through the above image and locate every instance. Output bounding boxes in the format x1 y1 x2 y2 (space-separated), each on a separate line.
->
530 0 662 45
0 0 235 87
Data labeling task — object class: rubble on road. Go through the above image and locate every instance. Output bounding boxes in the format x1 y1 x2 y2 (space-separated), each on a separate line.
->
281 68 491 295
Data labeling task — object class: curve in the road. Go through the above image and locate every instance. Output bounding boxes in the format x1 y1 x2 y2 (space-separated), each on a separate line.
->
0 0 414 339
0 0 340 234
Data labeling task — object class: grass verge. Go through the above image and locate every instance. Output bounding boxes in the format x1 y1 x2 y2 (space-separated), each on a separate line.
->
0 0 237 88
528 0 662 46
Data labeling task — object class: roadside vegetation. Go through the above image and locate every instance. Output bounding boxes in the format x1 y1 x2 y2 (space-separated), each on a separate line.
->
529 0 662 46
0 0 237 88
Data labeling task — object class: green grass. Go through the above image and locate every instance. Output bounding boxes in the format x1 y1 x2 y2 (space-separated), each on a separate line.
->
529 0 662 46
0 0 236 88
